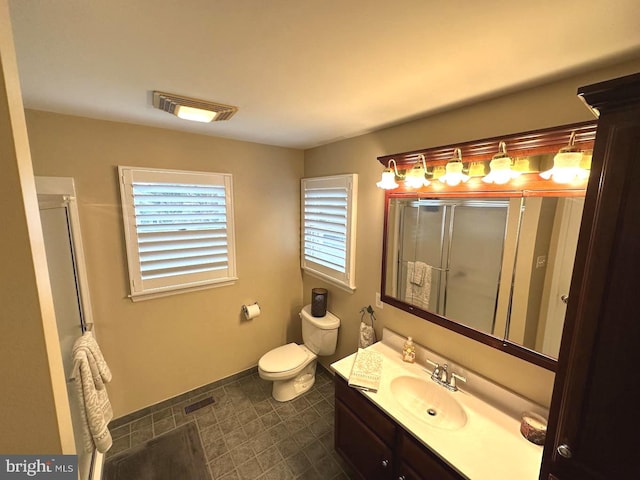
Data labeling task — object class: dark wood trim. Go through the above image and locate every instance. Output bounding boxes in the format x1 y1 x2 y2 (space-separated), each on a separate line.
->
387 173 587 197
540 72 640 479
577 72 640 116
380 293 556 370
380 174 558 371
378 121 596 167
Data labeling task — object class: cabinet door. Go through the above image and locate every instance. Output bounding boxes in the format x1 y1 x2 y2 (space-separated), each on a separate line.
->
396 460 423 480
397 430 462 480
397 459 461 480
334 375 397 442
541 73 640 480
335 399 394 480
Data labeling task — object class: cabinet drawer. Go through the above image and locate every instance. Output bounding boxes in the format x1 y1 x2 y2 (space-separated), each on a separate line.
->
334 375 397 446
397 430 462 480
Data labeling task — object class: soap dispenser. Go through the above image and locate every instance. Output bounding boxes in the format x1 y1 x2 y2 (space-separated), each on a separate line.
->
402 337 416 363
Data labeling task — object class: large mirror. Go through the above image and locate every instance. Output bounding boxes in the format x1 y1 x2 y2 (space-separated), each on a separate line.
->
379 122 596 370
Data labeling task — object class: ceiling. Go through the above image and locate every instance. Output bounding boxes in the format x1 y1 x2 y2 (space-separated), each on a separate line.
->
8 0 640 149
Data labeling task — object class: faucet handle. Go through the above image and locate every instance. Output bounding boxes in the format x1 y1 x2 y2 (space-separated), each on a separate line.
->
425 359 441 378
426 358 440 370
450 372 467 390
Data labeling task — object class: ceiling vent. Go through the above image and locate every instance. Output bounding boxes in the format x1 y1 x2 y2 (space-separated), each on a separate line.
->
152 91 238 123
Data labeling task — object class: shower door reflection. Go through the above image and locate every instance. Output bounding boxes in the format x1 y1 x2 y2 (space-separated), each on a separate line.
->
392 198 512 334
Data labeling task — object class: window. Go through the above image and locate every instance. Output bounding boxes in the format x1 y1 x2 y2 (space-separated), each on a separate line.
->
118 166 236 301
301 174 357 292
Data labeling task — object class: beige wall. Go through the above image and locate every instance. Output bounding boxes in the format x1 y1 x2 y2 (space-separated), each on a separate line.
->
25 111 305 417
0 0 74 453
305 58 640 408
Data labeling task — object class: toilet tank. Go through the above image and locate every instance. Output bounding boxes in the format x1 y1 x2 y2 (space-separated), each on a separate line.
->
300 304 340 355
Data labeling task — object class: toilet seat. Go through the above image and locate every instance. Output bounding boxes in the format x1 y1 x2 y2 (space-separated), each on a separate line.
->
258 343 310 374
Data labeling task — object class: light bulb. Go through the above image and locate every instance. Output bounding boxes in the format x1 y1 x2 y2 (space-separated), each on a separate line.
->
376 169 399 189
483 157 520 185
175 105 217 123
540 151 584 184
404 164 429 188
440 161 469 186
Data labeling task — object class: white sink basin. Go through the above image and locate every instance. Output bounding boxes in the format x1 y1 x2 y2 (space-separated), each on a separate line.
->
390 376 467 430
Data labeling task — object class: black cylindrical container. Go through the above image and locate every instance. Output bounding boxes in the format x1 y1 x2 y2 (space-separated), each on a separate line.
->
311 288 328 317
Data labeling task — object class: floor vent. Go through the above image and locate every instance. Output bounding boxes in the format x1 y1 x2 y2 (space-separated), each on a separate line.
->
184 397 215 414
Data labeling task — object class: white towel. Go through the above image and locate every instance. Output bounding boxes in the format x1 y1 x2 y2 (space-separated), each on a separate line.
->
70 331 113 453
411 261 427 286
359 322 375 349
406 261 424 286
348 348 383 393
405 261 432 309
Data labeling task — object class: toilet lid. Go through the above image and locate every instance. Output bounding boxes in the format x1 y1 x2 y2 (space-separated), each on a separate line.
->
259 343 308 373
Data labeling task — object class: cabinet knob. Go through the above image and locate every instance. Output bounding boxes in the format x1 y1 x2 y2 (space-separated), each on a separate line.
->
381 459 390 468
398 476 407 480
557 444 573 458
560 294 569 304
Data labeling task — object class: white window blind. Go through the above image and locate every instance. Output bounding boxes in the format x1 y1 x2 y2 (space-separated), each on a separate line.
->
301 174 357 291
119 166 236 300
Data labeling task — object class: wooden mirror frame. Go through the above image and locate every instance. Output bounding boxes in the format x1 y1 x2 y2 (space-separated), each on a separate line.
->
379 121 597 371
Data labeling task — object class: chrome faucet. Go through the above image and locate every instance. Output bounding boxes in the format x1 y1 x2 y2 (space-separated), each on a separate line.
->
426 359 466 391
440 363 450 384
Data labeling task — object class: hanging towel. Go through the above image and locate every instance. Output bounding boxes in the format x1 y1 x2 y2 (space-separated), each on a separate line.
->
359 322 375 349
70 331 113 453
407 261 425 286
405 261 432 309
412 261 427 286
358 306 377 349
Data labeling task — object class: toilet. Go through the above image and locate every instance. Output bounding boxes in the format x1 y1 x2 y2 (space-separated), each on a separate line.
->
258 304 340 402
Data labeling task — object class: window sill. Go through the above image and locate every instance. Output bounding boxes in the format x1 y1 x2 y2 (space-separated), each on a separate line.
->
129 278 238 302
302 270 356 294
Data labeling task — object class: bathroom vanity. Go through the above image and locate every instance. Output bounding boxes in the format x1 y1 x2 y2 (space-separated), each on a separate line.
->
332 331 545 480
335 375 460 480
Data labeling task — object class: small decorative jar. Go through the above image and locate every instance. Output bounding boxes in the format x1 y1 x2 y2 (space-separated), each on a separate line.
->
311 288 328 317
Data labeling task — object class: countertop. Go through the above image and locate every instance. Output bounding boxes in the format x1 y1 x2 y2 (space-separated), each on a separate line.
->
331 340 544 480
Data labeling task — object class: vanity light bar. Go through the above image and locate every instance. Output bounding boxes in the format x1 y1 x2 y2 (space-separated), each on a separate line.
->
376 124 596 190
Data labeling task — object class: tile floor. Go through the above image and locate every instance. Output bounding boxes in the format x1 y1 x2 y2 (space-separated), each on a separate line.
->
106 366 354 480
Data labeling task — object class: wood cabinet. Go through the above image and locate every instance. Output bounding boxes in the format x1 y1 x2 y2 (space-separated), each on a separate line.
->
540 73 640 479
396 429 461 480
334 375 462 480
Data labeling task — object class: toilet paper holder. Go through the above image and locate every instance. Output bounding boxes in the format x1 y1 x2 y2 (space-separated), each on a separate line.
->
242 302 261 320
